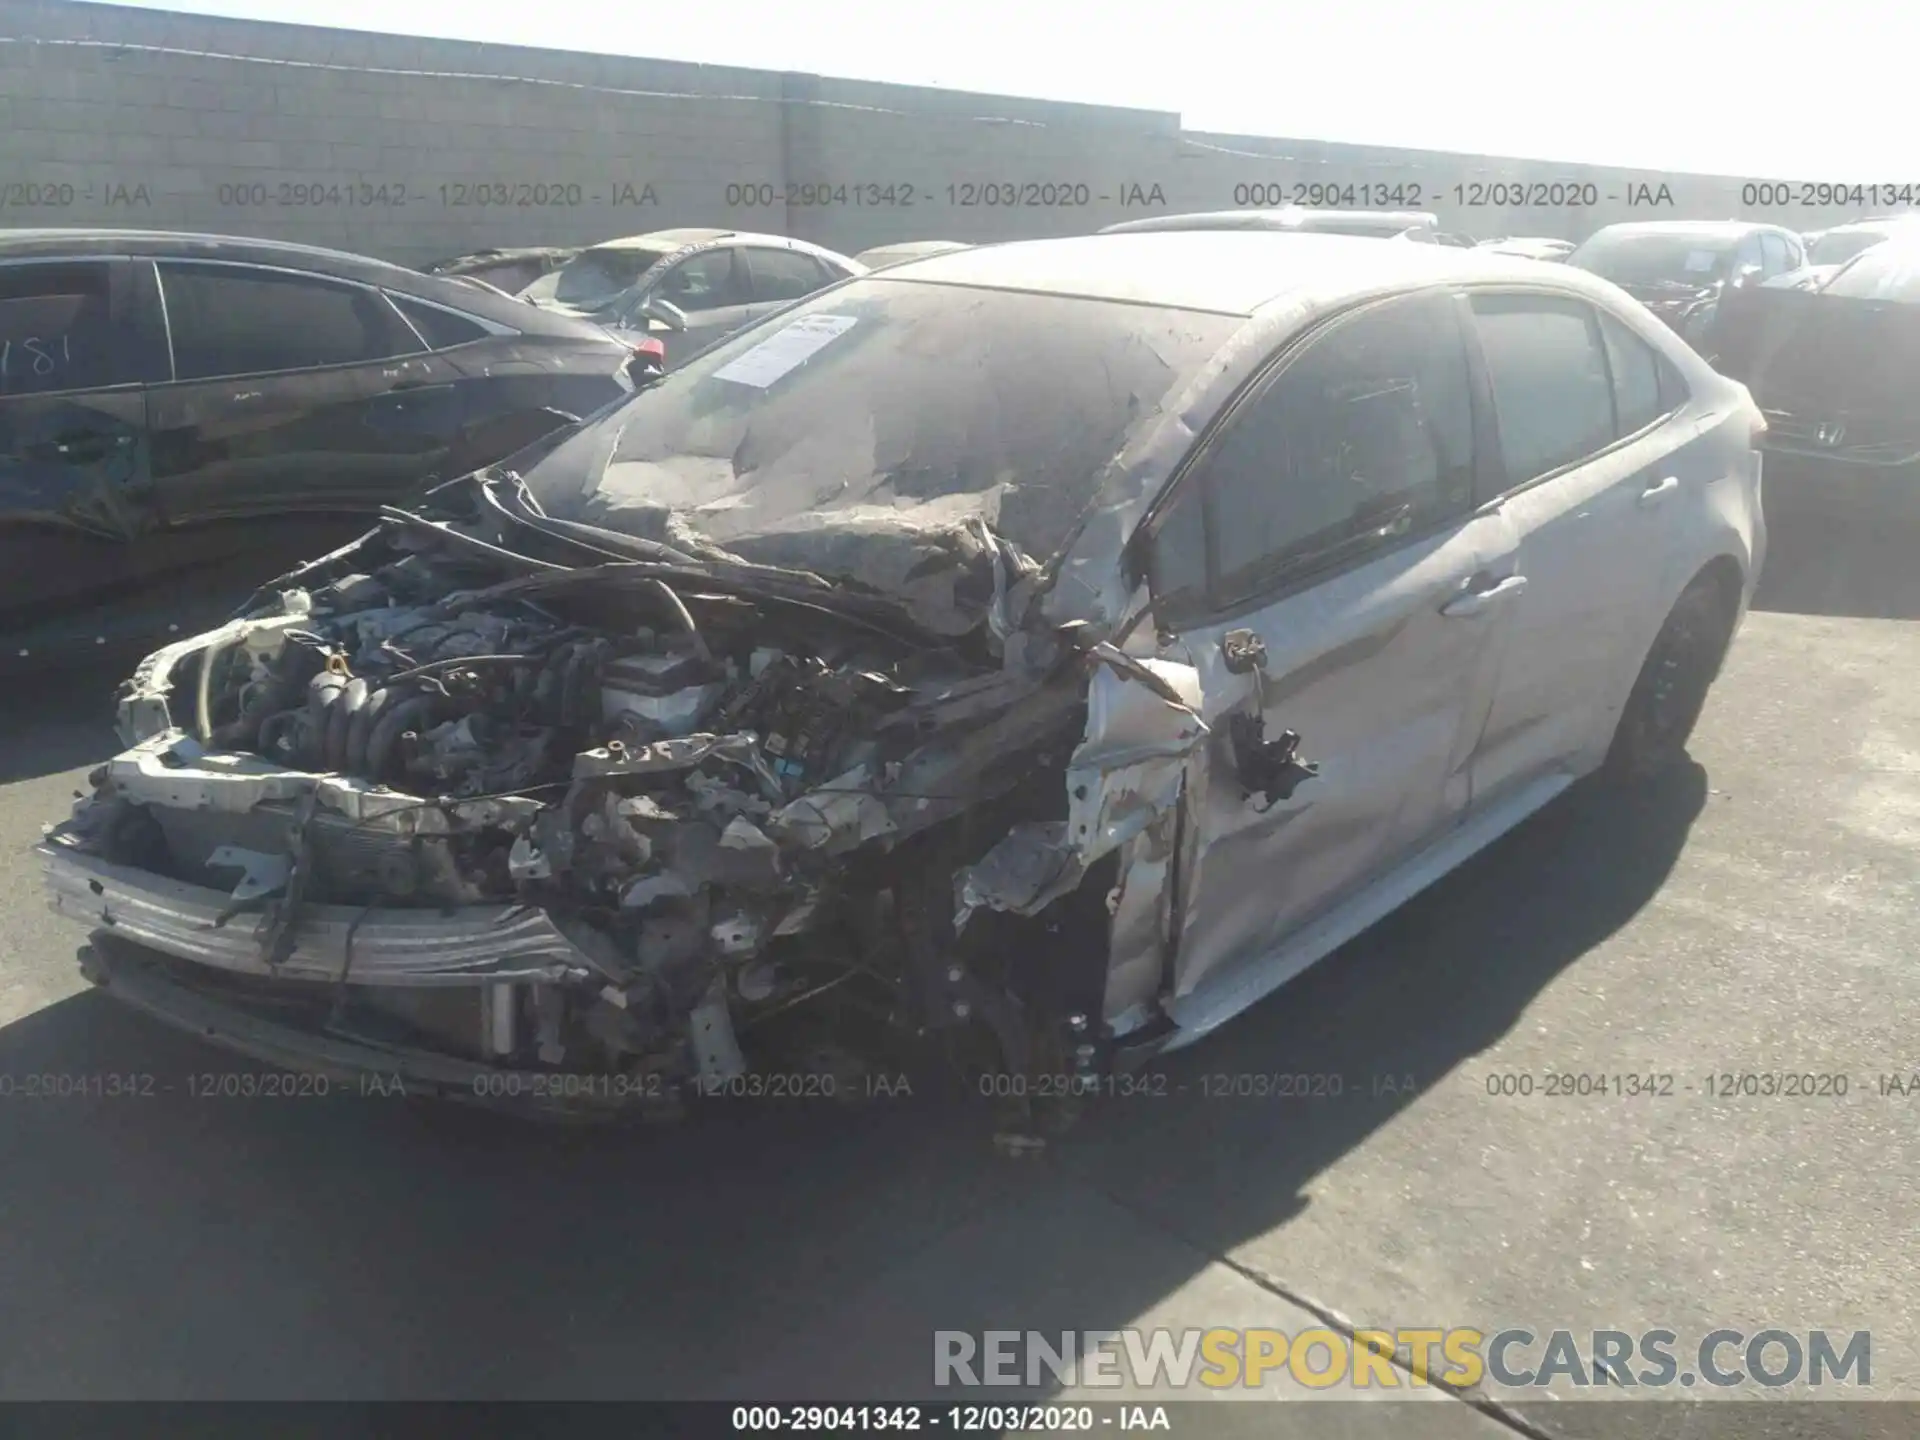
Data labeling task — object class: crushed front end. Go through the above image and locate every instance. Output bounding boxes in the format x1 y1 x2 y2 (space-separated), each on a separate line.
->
40 508 1202 1125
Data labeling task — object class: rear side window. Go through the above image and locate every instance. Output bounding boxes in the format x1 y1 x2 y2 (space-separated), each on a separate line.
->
747 248 831 304
653 249 746 313
0 262 119 396
159 263 422 381
389 294 490 350
1470 294 1615 487
1597 310 1666 435
1153 290 1476 612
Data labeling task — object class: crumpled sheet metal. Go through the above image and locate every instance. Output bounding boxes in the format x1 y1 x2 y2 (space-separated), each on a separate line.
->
39 844 593 987
116 602 315 747
953 649 1205 932
104 731 541 831
771 683 1082 858
0 401 148 538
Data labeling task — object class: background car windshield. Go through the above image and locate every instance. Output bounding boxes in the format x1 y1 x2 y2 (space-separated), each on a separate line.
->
1571 233 1734 284
1822 244 1920 302
521 278 1240 563
1808 229 1892 266
538 247 671 306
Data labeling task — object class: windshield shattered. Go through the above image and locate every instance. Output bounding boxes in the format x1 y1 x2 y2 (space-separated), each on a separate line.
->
523 247 672 308
520 278 1241 575
1569 232 1734 286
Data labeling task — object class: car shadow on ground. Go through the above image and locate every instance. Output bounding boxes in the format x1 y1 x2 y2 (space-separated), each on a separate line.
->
0 766 1709 1411
0 660 126 785
1754 489 1920 622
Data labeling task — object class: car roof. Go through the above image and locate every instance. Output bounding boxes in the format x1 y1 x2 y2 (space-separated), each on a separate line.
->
868 230 1569 316
0 226 428 272
429 245 579 267
581 229 861 269
1101 207 1436 235
588 228 737 251
1819 217 1920 238
855 240 969 257
1578 220 1791 241
0 227 610 338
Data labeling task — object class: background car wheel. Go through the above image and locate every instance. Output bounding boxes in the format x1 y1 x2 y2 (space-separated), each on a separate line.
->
1604 574 1737 786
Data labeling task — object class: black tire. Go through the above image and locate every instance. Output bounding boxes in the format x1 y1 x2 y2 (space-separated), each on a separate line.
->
1604 576 1735 785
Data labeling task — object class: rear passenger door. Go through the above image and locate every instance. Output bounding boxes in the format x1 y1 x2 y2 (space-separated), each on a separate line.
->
1460 291 1689 810
145 260 462 581
742 246 842 317
147 261 461 521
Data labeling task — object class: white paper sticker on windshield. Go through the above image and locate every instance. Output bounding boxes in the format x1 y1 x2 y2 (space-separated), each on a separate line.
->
1683 249 1719 273
712 314 858 389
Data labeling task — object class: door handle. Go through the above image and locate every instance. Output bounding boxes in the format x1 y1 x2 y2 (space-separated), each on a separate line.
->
1637 476 1680 508
1440 573 1528 618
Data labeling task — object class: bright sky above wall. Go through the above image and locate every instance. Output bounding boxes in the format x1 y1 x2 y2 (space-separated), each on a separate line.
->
97 0 1904 178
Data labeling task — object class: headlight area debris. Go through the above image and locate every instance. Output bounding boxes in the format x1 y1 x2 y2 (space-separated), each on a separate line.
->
48 516 1197 1141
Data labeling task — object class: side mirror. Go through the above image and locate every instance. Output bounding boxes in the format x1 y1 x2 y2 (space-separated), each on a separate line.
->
641 294 689 333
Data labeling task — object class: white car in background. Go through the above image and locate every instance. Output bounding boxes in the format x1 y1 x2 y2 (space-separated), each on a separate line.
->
1477 237 1576 261
1767 216 1920 292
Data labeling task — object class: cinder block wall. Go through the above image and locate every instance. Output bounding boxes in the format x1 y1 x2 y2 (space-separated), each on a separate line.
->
0 0 1885 265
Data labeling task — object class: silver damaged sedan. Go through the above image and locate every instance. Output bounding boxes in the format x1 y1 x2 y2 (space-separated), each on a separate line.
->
38 233 1766 1126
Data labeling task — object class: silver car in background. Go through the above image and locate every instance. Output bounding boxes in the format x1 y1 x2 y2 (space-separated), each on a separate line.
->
38 234 1764 1126
1101 207 1441 239
520 228 865 366
1476 237 1575 261
852 240 972 271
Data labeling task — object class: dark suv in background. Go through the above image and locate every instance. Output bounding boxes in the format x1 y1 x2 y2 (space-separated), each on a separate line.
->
1567 220 1807 355
0 229 641 665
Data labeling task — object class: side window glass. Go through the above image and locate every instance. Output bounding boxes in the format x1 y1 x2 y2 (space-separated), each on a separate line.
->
389 294 490 350
653 250 742 313
1597 310 1665 435
1142 474 1209 615
749 248 833 304
1656 353 1691 414
160 264 422 380
1192 291 1476 609
1469 294 1615 487
1758 234 1789 277
0 262 121 395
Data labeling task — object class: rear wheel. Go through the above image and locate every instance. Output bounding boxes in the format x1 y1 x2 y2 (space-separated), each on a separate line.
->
1604 575 1736 785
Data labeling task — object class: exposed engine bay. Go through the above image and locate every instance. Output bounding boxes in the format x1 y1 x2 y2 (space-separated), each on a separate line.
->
43 487 1211 1129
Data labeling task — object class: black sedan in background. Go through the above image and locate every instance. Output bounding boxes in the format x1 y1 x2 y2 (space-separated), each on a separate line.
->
1 229 643 665
1715 237 1920 520
1567 220 1808 354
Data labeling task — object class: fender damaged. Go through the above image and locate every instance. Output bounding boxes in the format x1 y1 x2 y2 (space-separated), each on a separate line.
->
952 644 1207 1036
38 501 1207 1122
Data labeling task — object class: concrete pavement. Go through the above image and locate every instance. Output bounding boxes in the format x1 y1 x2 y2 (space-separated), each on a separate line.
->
0 506 1914 1437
